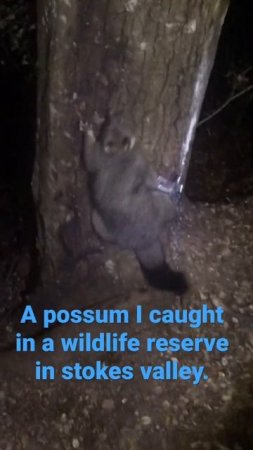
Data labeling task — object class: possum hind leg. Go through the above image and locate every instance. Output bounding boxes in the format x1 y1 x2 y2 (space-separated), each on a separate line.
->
135 240 188 295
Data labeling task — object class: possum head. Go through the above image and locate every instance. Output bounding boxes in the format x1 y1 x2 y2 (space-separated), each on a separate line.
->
98 116 136 154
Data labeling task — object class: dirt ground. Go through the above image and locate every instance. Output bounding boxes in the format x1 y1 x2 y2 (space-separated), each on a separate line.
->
0 187 253 450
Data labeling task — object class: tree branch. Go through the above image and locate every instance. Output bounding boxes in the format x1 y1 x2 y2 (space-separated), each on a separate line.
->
197 84 253 127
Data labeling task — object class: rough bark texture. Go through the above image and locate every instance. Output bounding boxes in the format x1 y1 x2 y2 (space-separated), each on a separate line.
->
33 0 229 279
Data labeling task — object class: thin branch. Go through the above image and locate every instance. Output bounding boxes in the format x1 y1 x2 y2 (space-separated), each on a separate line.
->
197 83 253 127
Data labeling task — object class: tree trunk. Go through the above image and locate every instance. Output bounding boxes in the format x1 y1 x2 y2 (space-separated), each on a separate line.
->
33 0 229 281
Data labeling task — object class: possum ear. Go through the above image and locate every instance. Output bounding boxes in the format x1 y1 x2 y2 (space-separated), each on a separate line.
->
130 136 136 149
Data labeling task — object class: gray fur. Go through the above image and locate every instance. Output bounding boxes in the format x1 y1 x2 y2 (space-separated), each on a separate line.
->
84 116 188 294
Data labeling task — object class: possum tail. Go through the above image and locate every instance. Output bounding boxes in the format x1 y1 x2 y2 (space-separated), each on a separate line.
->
135 240 188 295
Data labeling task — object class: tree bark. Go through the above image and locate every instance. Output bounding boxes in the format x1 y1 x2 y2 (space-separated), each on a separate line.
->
33 0 229 280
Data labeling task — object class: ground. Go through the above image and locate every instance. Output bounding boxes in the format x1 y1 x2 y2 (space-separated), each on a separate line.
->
0 183 253 449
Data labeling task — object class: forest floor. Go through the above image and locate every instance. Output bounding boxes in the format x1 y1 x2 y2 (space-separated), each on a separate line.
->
0 182 253 450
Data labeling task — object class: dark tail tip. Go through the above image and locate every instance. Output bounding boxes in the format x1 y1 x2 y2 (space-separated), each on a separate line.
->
140 263 188 295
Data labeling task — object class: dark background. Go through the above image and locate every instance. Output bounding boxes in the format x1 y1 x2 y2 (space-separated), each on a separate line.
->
186 0 253 201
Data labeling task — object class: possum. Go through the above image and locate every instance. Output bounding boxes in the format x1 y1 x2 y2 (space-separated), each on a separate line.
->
84 116 188 295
